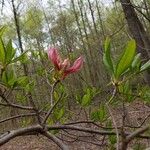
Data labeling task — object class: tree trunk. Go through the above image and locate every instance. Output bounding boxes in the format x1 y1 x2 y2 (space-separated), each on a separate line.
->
120 0 150 85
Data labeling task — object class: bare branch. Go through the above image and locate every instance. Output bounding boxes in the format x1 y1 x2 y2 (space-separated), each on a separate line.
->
42 131 69 150
47 125 150 139
0 113 37 124
126 125 150 143
1 124 150 147
0 125 42 146
0 102 34 110
42 81 61 125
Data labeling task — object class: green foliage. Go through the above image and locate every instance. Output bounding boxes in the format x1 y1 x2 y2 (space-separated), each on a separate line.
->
131 53 141 72
137 85 150 103
90 104 107 122
115 40 136 79
22 7 44 39
53 107 65 120
140 60 150 72
0 34 28 68
1 67 16 88
108 135 116 145
16 93 28 104
76 87 100 107
0 26 6 36
5 40 15 64
103 38 150 86
103 38 114 75
0 38 5 64
118 81 134 102
1 66 29 89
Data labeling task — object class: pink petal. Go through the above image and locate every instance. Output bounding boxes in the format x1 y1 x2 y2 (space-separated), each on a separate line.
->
48 48 62 70
63 56 83 77
60 58 70 69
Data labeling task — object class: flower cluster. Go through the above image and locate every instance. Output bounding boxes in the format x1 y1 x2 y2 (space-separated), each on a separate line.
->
48 48 83 79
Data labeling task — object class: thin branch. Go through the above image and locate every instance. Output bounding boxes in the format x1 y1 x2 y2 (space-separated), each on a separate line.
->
0 113 37 124
134 7 150 22
106 87 120 150
126 125 150 143
42 131 69 150
64 120 114 129
48 125 150 139
50 80 60 107
0 93 34 110
126 113 150 128
0 102 34 110
59 132 106 147
42 93 63 125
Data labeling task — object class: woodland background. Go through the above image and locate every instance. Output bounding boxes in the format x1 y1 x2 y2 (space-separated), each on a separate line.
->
0 0 150 149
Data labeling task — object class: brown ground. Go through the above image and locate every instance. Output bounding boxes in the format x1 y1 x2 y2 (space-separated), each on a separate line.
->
1 100 150 150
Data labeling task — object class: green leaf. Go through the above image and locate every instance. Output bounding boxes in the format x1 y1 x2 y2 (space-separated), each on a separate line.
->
5 40 16 64
132 53 141 68
1 68 16 87
16 76 28 87
75 95 82 104
109 135 116 145
81 93 91 107
103 38 114 74
115 40 136 79
0 38 5 64
56 108 65 120
1 71 7 84
91 105 107 122
0 26 6 37
25 81 35 92
12 50 28 63
54 91 59 100
140 60 150 72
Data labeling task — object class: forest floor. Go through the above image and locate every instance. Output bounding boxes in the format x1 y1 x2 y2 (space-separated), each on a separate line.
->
1 100 150 150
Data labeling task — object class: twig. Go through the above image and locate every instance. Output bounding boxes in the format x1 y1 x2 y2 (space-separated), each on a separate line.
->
106 87 120 150
126 125 150 143
126 113 150 128
0 113 37 124
64 120 114 129
42 131 69 150
50 80 59 107
42 89 62 125
59 132 106 147
0 102 34 110
0 93 34 110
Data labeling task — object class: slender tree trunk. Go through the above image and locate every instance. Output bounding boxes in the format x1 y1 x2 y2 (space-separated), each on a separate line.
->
143 0 150 20
11 0 41 124
71 0 93 85
95 0 106 39
77 0 98 86
11 0 28 75
120 0 150 85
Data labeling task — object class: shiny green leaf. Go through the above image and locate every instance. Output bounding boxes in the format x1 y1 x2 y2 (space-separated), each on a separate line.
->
140 60 150 72
5 40 16 64
115 40 136 78
103 38 114 74
0 38 5 64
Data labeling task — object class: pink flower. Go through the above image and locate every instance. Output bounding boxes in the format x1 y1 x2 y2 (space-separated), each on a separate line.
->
48 48 83 79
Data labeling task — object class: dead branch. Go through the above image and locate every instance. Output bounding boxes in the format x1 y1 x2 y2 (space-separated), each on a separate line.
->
42 131 69 150
0 113 37 124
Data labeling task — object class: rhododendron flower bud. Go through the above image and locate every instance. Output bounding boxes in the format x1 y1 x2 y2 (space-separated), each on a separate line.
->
48 48 83 79
48 48 62 70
